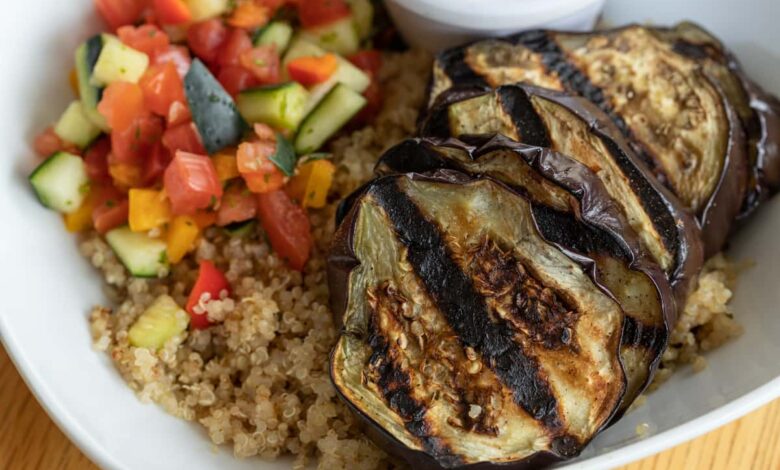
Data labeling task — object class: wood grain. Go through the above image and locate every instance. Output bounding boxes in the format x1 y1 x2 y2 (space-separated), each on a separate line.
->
0 344 778 470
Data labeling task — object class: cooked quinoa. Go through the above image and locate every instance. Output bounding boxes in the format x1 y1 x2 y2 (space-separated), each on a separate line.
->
85 49 743 468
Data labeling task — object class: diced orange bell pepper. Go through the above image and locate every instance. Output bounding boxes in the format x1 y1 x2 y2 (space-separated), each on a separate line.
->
285 159 335 208
109 162 143 189
128 188 172 232
228 1 270 29
286 54 338 86
212 151 240 181
166 215 200 263
63 188 95 232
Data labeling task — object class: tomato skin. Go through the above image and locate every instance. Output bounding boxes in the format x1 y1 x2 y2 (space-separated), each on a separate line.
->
111 115 164 164
217 28 253 68
154 45 192 78
164 151 223 215
187 19 228 64
98 82 148 131
118 24 170 58
152 0 192 24
217 66 259 96
139 62 186 116
256 190 312 271
162 122 207 155
185 260 231 329
83 137 113 184
141 143 172 186
91 183 129 234
297 0 351 28
216 183 258 226
94 0 145 30
239 46 280 84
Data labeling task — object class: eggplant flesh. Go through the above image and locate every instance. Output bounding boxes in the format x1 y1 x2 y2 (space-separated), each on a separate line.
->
419 84 704 295
374 137 675 415
428 24 752 255
330 174 628 468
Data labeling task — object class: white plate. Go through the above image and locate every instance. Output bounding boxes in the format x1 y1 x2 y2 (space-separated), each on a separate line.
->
1 1 779 469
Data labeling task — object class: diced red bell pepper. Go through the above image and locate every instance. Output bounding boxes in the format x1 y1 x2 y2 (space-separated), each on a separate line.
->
185 260 231 329
141 143 172 187
256 190 312 271
164 151 223 215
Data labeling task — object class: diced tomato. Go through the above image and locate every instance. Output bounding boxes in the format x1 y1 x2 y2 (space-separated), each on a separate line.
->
216 183 258 226
287 53 338 86
236 139 276 173
257 0 288 12
111 115 164 164
33 127 78 157
227 1 270 29
83 137 113 184
152 0 192 24
109 161 143 189
348 50 383 125
187 19 228 64
118 24 170 58
253 122 276 141
242 171 285 193
162 122 207 155
167 100 192 126
217 28 253 68
139 62 186 116
191 210 218 229
348 50 382 76
141 143 172 186
297 0 351 28
91 183 129 233
239 45 280 84
217 65 259 96
94 0 145 30
164 151 223 215
256 190 312 271
154 45 192 78
98 82 148 132
185 260 231 329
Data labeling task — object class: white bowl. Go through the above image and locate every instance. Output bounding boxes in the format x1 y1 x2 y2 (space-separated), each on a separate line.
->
385 0 607 51
1 1 780 469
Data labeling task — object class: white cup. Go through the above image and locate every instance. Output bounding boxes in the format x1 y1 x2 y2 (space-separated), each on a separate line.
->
384 0 607 51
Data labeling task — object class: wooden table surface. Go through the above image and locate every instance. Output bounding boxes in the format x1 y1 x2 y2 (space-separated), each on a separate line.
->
2 345 778 470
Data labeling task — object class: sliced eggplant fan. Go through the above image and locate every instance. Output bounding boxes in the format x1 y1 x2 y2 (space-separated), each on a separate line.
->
418 84 704 299
329 139 676 468
427 23 767 255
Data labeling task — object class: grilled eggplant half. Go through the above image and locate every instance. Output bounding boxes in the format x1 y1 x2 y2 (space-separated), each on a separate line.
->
373 136 675 412
419 84 703 299
656 21 780 216
428 24 749 255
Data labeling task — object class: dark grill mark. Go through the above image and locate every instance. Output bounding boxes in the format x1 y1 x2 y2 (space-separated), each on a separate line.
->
371 181 572 438
621 316 668 359
497 87 551 147
437 46 490 89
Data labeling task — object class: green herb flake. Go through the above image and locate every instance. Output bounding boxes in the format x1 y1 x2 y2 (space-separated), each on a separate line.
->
269 133 297 176
105 199 116 208
158 250 168 265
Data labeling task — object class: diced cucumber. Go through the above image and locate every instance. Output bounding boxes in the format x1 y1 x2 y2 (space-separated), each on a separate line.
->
54 101 102 149
92 39 149 85
184 59 248 154
105 226 170 278
29 152 89 214
294 83 366 154
253 21 294 53
237 82 309 130
300 16 360 56
75 35 109 131
347 0 374 39
128 295 189 349
186 0 229 21
224 220 257 237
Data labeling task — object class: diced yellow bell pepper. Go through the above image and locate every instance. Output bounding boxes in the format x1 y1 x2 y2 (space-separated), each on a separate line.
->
69 68 80 98
109 162 142 189
212 151 240 181
129 189 171 232
63 188 94 232
166 215 200 263
286 159 335 209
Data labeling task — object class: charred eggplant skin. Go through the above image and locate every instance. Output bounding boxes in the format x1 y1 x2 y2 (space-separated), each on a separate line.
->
375 136 675 414
427 23 755 256
418 84 704 298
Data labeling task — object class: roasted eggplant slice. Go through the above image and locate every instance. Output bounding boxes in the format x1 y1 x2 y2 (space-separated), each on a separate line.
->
330 173 628 468
418 84 703 300
373 137 675 412
428 24 751 255
656 21 780 216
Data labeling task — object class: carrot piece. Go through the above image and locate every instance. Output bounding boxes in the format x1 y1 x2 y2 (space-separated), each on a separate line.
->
286 54 338 86
228 1 271 29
